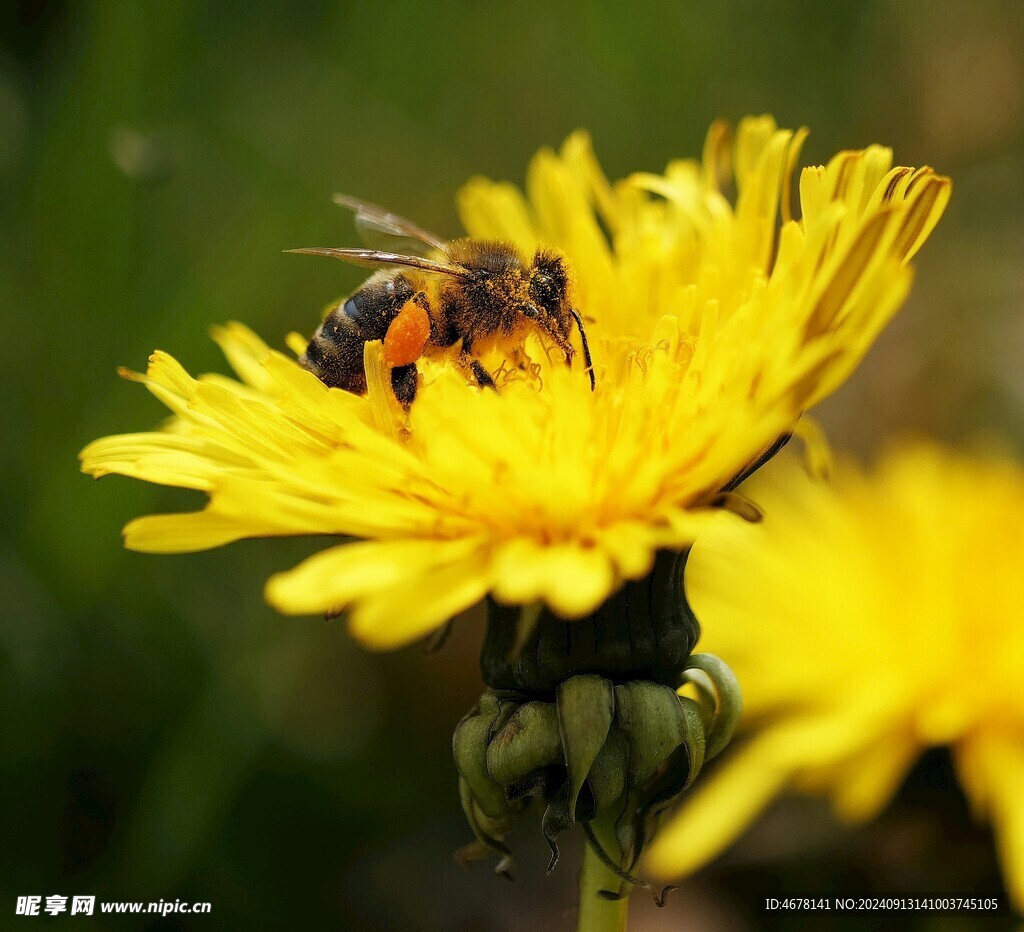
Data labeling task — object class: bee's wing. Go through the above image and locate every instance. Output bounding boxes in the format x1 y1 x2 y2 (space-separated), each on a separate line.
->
333 194 448 257
286 247 472 279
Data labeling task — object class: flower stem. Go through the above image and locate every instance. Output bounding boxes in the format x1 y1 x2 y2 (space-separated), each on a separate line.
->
577 820 630 932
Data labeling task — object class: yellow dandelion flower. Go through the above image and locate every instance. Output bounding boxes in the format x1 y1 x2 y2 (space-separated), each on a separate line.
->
80 117 949 649
647 441 1024 906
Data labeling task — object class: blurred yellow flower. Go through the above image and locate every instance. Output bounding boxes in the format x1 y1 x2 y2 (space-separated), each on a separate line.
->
648 442 1024 906
80 117 949 649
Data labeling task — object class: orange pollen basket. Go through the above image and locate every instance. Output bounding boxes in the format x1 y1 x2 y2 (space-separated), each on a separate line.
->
383 301 431 367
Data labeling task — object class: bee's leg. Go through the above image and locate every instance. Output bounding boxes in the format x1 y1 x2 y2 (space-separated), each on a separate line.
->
468 358 497 391
506 346 530 374
455 334 498 391
390 362 419 407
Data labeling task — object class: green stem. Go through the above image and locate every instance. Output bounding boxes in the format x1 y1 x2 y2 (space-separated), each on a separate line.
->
577 820 630 932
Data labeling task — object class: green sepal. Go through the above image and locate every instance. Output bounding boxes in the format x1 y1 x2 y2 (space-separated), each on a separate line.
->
614 681 686 787
614 741 692 875
615 795 638 867
587 725 627 813
684 653 742 759
680 666 717 733
541 781 574 875
485 701 561 787
676 695 706 788
487 694 520 740
556 674 614 823
477 690 502 718
452 702 508 819
634 742 693 860
456 777 514 878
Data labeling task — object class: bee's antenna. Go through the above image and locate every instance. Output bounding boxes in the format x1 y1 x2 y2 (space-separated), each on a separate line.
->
569 309 596 390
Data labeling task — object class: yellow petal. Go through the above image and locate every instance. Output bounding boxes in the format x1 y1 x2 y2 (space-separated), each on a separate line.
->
80 432 249 490
348 553 492 649
956 736 1024 911
124 511 253 553
492 539 616 618
265 537 484 615
827 734 920 821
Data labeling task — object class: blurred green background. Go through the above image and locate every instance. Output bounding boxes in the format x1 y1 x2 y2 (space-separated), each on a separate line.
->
2 1 1021 928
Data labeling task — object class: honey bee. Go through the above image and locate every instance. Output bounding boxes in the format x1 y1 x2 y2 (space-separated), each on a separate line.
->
289 195 594 405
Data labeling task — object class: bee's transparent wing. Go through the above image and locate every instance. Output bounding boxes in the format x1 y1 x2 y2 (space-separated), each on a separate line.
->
286 247 471 279
333 194 448 257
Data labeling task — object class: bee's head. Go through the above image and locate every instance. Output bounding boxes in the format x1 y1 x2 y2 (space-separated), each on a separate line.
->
521 250 572 346
522 250 595 390
526 251 571 329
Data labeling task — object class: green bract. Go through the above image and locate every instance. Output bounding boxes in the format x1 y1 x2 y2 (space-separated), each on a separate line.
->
453 654 740 897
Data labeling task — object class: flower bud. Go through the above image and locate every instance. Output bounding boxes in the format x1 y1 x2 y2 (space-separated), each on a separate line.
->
454 654 740 885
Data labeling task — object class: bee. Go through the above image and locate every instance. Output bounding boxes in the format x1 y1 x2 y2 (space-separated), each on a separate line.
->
289 195 594 406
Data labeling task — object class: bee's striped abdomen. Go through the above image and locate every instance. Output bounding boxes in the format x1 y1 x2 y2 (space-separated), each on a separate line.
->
301 272 415 393
301 314 369 393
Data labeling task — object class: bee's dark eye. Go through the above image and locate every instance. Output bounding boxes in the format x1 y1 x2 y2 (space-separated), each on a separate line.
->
531 273 557 306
